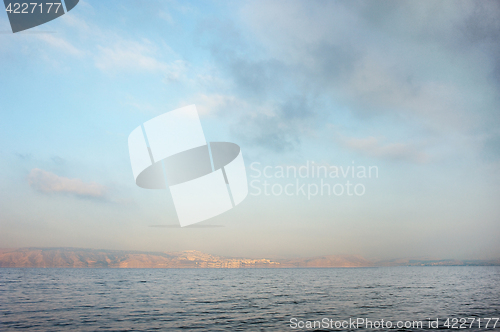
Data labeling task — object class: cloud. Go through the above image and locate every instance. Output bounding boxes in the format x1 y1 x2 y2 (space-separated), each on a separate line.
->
27 168 107 198
94 39 187 81
27 7 188 82
234 112 297 152
227 95 320 152
36 34 84 56
211 0 500 156
341 136 428 163
51 156 65 165
14 153 32 160
190 93 241 115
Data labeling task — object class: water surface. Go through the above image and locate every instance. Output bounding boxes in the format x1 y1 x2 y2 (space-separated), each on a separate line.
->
1 267 499 331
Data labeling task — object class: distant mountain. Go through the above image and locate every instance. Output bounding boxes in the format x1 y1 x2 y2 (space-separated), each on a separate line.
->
0 248 279 268
376 257 500 267
280 255 373 268
0 248 498 268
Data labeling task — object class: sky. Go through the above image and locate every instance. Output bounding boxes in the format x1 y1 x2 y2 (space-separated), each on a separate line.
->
0 0 499 260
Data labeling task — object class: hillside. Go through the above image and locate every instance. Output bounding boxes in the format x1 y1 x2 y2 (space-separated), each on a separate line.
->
0 248 498 268
0 248 371 268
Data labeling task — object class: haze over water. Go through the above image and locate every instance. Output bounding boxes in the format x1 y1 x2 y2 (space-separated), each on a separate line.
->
1 267 499 331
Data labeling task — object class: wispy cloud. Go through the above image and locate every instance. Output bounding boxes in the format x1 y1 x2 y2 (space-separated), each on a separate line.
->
30 7 187 82
94 39 186 80
190 93 241 115
36 34 84 56
27 168 106 198
342 136 428 163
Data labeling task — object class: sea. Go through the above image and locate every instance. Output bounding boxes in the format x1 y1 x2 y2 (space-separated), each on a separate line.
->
1 267 499 331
